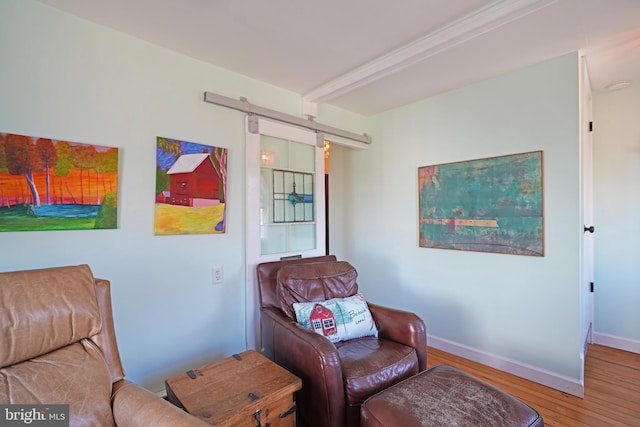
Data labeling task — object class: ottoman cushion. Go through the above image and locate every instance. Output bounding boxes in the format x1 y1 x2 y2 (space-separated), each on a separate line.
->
361 364 544 427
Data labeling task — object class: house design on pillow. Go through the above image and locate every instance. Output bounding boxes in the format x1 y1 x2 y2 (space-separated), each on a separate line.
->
310 304 337 338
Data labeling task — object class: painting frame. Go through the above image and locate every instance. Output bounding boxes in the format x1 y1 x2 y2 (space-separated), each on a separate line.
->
0 132 118 232
154 136 227 235
418 150 544 256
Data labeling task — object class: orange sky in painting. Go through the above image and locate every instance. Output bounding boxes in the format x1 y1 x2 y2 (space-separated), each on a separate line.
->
0 169 117 206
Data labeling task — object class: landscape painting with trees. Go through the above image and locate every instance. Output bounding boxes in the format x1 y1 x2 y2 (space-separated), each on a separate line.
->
155 136 227 235
0 132 118 232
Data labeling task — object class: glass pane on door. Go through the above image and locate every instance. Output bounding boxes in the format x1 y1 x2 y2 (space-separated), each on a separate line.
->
260 134 316 255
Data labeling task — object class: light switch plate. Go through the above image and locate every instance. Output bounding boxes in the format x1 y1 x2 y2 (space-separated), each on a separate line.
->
212 265 223 284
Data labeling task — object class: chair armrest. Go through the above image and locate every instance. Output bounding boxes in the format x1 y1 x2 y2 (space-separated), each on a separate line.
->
111 380 210 427
368 303 427 371
261 307 346 427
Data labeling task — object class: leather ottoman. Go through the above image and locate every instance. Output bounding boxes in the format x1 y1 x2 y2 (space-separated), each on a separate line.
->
360 364 544 427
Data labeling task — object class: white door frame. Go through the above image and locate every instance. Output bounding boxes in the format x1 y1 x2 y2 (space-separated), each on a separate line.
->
579 55 595 383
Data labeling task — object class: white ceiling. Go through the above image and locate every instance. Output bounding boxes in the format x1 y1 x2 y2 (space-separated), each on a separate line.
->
37 0 640 116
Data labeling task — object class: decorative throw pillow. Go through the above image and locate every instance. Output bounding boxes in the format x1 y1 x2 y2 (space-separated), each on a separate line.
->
293 293 378 343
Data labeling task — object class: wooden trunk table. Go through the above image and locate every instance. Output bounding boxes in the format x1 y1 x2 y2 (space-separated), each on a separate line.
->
165 350 302 426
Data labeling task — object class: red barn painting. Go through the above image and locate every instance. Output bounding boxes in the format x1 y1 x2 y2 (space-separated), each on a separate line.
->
155 137 227 235
166 153 220 207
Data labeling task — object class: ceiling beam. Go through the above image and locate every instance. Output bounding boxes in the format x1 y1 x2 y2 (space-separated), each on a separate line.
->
303 0 558 104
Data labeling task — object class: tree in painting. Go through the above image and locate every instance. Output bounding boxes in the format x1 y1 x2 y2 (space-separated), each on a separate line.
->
210 146 227 203
54 141 77 204
36 138 57 205
4 133 42 207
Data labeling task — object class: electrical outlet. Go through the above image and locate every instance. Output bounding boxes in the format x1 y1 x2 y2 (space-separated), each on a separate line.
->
212 265 223 284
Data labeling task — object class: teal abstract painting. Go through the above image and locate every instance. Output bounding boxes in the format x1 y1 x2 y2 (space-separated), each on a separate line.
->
418 151 543 256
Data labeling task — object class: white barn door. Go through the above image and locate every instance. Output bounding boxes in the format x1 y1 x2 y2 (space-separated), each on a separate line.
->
245 117 326 350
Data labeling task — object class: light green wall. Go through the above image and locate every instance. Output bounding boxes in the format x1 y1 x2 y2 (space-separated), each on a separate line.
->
331 53 584 379
0 1 365 392
2 0 595 393
593 84 640 343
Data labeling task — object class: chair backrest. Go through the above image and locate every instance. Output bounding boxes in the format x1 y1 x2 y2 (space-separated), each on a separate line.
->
0 264 126 425
256 255 337 310
276 261 358 319
0 264 125 381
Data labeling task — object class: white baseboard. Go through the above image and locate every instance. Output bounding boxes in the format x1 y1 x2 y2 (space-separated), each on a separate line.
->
593 332 640 354
428 334 584 398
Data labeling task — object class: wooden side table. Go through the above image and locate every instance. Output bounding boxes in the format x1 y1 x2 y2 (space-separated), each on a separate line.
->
165 350 302 426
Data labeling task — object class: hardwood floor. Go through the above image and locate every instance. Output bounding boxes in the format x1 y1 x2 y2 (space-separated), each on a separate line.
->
427 344 640 426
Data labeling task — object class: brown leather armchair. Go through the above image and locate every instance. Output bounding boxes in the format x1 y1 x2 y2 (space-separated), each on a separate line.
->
0 264 209 427
257 256 427 427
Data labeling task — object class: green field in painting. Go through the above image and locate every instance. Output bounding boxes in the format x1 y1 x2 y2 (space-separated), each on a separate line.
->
154 203 225 235
0 207 95 232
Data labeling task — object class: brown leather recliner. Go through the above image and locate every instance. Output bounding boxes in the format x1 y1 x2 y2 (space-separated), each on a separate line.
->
0 264 209 427
257 256 427 427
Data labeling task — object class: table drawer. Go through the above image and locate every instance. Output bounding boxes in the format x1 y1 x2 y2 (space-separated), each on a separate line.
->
217 394 296 427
